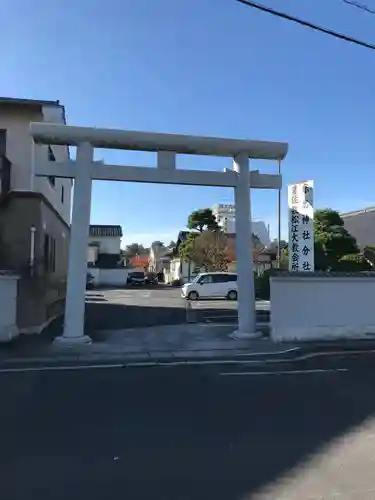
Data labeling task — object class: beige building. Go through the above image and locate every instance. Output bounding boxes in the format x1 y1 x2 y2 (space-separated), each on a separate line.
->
0 97 72 332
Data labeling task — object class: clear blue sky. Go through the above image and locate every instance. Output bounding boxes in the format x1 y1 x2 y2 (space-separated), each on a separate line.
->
2 0 375 246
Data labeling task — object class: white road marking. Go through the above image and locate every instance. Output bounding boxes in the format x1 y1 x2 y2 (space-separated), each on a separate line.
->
204 315 237 321
220 368 349 377
294 348 375 362
0 348 304 373
226 346 300 356
4 347 372 374
0 364 124 374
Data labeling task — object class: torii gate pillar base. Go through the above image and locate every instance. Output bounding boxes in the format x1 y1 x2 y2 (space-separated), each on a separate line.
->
229 330 263 340
53 335 92 347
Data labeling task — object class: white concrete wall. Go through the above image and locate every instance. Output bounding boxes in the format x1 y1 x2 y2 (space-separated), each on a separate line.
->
270 275 375 342
0 275 19 342
87 236 121 254
87 268 129 287
99 269 129 286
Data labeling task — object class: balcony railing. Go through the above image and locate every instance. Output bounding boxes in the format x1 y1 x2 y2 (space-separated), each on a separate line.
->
0 155 11 198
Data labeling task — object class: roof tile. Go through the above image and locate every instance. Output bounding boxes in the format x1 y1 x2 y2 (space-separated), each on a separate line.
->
89 225 123 237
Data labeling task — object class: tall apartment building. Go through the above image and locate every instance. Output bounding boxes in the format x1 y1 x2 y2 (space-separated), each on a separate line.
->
0 97 72 330
211 203 271 247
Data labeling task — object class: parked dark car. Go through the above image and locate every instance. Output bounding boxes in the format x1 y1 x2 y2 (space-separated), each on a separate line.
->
86 273 94 289
128 271 146 285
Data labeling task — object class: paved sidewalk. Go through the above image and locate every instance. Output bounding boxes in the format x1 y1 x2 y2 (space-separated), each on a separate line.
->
0 323 298 367
3 322 375 369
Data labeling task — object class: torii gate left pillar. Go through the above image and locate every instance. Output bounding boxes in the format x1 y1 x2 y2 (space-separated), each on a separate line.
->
31 123 288 345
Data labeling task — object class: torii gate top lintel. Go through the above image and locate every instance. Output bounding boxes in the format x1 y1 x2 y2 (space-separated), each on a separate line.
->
30 123 288 161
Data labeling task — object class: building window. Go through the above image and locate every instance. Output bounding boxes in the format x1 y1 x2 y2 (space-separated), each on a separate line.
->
48 145 56 187
0 129 6 156
50 237 56 273
43 234 56 273
61 185 64 203
43 235 50 272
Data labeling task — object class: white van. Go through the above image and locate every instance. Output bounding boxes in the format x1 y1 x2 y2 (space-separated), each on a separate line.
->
181 272 238 300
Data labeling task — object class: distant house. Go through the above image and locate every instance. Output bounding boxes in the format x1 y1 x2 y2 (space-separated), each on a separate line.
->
87 225 124 268
130 253 150 271
149 242 171 274
341 207 375 250
163 231 196 283
163 230 270 283
86 225 132 287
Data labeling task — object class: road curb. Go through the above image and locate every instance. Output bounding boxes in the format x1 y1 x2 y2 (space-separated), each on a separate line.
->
2 340 375 371
0 346 303 370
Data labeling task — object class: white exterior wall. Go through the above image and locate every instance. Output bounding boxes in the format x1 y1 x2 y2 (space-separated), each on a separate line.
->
270 275 375 342
0 275 19 342
96 269 129 286
87 236 121 254
87 246 98 264
212 203 270 245
0 103 72 224
37 105 72 224
164 258 179 283
0 107 37 191
223 218 236 233
149 247 156 271
88 267 129 287
253 221 270 247
165 258 199 283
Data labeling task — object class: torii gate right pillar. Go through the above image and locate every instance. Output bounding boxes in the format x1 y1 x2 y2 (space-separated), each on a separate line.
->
231 153 258 338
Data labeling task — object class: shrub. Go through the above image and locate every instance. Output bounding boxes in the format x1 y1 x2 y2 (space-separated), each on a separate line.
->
336 254 373 272
254 268 282 300
171 278 182 287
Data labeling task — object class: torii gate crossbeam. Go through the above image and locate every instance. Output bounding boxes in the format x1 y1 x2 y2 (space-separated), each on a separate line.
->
31 123 288 343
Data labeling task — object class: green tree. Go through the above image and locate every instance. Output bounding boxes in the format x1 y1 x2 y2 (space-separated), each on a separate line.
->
187 208 219 233
314 209 359 270
178 233 198 263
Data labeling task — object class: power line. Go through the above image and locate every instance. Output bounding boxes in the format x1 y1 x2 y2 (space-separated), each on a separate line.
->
235 0 375 50
342 0 375 14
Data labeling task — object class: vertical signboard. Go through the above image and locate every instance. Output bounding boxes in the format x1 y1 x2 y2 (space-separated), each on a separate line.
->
288 180 314 272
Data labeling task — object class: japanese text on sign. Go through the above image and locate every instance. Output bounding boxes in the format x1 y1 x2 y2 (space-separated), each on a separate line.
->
288 180 314 272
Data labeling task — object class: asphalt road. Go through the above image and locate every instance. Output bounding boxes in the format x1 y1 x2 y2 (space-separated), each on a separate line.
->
84 286 187 330
82 287 269 331
2 353 375 499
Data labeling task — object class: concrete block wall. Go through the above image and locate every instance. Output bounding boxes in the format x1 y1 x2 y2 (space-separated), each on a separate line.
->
270 273 375 342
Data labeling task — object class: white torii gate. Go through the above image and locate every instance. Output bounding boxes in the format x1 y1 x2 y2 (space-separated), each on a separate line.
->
31 123 288 344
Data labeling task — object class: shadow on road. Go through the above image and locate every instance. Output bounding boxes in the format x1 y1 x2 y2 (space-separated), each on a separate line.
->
2 362 375 499
84 301 187 340
192 305 269 325
38 300 188 343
